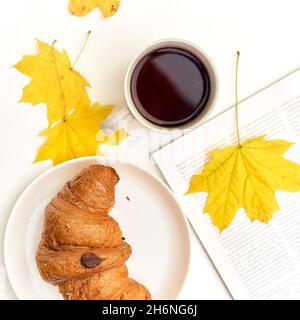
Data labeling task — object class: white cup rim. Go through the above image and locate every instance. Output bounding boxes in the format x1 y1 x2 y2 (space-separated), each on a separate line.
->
124 38 219 133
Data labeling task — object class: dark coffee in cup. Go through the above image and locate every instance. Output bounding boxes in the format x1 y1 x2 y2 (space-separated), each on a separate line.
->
130 47 211 127
125 40 217 132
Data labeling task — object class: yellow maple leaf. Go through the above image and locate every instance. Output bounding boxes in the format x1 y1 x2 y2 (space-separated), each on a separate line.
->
187 52 300 232
14 40 90 125
15 37 127 165
69 0 120 17
35 103 113 165
187 136 300 232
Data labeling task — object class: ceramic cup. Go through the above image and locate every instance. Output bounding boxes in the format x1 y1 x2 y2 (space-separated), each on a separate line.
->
124 39 218 133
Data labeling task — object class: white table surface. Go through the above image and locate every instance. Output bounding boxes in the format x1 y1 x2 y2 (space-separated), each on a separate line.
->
1 0 300 300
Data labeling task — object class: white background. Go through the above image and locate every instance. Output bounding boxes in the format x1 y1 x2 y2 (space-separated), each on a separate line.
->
1 0 300 299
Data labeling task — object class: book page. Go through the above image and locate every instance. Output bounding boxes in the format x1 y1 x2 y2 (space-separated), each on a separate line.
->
153 69 300 300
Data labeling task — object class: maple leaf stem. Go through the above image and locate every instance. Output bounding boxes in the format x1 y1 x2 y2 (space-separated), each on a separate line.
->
235 51 241 147
72 30 92 69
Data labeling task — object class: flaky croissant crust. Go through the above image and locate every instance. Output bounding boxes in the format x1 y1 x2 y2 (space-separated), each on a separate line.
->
36 164 151 300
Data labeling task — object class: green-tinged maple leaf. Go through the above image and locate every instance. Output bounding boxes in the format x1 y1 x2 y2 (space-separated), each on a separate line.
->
187 52 300 232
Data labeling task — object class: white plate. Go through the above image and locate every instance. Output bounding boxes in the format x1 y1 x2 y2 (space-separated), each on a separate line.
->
4 157 191 300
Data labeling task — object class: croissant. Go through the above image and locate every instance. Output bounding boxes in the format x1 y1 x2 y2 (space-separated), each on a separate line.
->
36 164 151 300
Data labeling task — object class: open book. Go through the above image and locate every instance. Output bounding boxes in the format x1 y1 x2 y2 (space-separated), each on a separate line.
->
153 68 300 300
